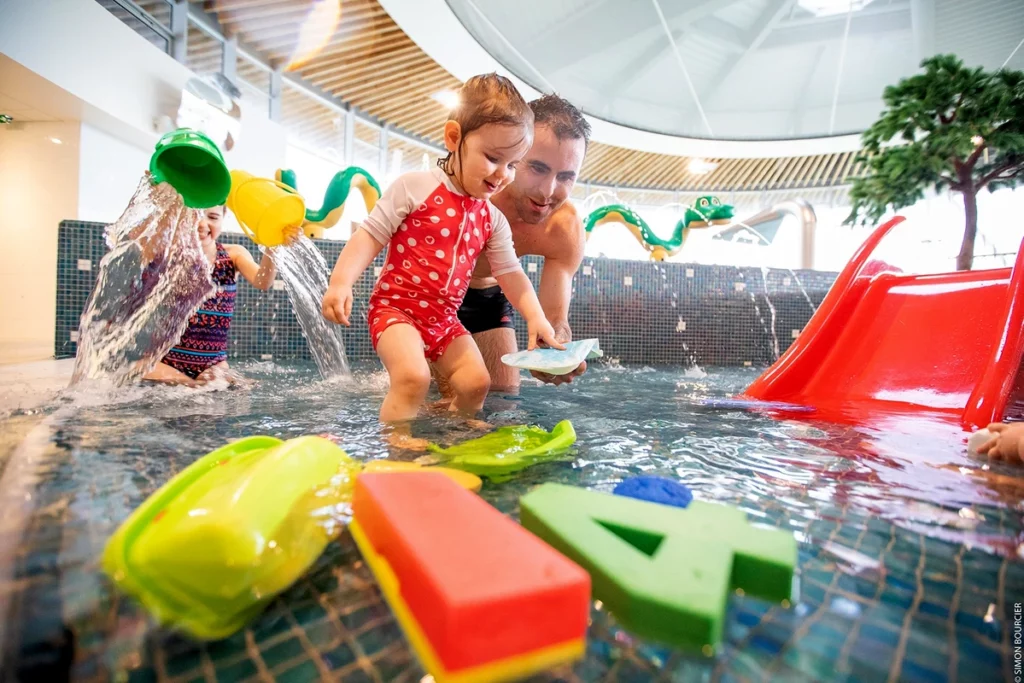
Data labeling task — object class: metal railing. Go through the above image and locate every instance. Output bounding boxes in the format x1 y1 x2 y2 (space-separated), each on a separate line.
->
94 0 442 175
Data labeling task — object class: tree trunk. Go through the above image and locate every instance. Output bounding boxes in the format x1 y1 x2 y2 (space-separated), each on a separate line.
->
957 190 978 271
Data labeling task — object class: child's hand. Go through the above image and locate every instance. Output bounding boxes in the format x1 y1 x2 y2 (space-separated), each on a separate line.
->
322 284 353 326
283 225 302 245
527 317 565 351
977 422 1024 465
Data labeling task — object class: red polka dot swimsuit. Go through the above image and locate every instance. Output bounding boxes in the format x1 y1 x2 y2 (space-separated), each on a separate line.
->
362 168 522 361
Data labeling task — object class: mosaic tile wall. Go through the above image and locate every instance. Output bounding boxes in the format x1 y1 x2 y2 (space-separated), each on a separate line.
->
55 221 837 366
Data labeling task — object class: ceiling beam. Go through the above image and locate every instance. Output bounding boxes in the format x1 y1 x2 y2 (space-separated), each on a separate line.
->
596 26 687 101
785 44 826 136
526 0 740 76
760 7 912 49
701 0 796 111
776 1 910 28
690 17 747 53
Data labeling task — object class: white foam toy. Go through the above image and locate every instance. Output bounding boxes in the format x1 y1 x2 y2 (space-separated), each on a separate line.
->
501 339 603 376
967 428 994 456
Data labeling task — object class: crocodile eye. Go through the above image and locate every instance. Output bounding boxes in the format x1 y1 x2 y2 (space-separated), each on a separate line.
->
712 197 721 206
699 198 709 208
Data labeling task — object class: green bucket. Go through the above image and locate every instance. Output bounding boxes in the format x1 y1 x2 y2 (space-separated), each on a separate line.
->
149 128 231 209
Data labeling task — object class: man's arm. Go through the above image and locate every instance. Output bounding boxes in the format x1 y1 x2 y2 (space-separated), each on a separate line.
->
531 209 587 385
537 211 585 342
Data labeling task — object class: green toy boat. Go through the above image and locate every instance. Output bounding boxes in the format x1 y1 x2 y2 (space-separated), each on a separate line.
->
426 420 577 480
103 435 360 640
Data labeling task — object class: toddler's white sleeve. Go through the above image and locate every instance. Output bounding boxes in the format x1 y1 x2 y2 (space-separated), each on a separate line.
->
484 208 523 277
359 174 420 245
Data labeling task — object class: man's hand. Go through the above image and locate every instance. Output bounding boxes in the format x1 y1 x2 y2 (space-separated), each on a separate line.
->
530 321 587 386
527 316 564 351
530 361 587 386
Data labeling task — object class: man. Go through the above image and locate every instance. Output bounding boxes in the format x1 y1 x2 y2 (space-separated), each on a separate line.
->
455 94 591 391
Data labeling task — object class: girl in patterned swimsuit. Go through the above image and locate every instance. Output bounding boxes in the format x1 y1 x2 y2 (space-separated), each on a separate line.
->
145 205 296 386
322 74 562 423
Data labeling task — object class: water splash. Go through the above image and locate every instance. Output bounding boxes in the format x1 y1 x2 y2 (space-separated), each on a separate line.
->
726 219 818 316
71 176 213 387
738 269 777 363
269 236 349 379
760 266 781 360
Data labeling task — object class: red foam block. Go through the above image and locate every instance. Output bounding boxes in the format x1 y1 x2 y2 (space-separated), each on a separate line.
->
352 472 590 672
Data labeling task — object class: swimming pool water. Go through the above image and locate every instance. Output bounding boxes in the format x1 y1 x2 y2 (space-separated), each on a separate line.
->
1 361 1022 682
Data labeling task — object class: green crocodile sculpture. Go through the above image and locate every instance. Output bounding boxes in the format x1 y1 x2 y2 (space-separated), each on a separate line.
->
683 195 734 228
275 166 382 239
583 196 734 261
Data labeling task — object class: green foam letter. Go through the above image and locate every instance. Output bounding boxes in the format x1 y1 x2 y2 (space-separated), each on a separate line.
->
519 483 796 650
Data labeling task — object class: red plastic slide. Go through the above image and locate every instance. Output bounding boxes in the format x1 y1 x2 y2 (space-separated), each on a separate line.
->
743 217 1024 431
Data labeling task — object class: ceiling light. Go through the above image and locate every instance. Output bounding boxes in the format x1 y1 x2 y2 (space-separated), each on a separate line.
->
49 137 63 145
687 158 719 175
797 0 874 17
431 90 461 110
285 0 342 71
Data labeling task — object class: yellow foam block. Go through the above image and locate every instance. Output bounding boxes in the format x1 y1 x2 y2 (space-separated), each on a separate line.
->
362 460 482 492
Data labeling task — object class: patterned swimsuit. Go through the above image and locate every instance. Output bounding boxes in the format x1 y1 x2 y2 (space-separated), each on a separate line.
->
161 243 236 378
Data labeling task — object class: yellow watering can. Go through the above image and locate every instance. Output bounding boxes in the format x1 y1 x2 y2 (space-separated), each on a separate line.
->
226 170 306 247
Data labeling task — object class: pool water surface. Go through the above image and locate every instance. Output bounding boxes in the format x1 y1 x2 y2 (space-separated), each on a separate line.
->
1 361 1021 682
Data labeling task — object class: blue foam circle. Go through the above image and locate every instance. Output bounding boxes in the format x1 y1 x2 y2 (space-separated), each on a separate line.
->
613 476 693 509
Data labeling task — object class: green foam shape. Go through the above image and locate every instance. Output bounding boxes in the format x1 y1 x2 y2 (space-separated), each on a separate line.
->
427 420 576 480
519 483 796 651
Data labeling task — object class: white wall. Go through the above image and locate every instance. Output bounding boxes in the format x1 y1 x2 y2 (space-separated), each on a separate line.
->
0 0 198 151
0 0 289 361
0 122 81 364
78 123 151 223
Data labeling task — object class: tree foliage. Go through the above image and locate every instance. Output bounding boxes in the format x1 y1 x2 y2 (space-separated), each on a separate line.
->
845 55 1024 269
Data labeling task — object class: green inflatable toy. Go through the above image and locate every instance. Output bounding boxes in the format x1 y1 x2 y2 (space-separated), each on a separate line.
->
103 435 360 640
426 420 577 480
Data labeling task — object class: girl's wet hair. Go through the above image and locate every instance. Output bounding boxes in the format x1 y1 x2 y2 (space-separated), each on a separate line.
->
438 73 534 178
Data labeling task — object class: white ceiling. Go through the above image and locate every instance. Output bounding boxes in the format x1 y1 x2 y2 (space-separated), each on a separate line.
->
0 55 84 124
445 0 1024 141
0 90 62 123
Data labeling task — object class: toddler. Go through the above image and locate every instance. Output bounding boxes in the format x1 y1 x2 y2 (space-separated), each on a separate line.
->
322 74 561 423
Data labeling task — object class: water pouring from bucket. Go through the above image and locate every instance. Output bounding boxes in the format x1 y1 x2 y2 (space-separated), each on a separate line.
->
224 170 349 378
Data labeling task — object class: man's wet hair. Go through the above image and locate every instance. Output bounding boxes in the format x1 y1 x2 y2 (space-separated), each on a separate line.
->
529 94 591 149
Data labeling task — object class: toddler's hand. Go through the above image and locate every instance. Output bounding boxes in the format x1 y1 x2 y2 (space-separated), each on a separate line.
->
282 224 302 245
527 317 565 351
322 284 353 326
977 422 1024 465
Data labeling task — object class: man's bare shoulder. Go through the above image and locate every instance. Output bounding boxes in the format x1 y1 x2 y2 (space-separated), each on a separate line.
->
548 201 583 235
544 202 585 261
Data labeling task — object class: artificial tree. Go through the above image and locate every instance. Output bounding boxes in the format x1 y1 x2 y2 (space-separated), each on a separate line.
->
846 54 1024 270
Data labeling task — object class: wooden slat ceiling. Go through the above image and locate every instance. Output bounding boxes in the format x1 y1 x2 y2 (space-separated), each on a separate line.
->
197 0 862 192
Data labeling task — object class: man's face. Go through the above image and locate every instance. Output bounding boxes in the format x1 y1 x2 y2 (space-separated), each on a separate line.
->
505 124 585 225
